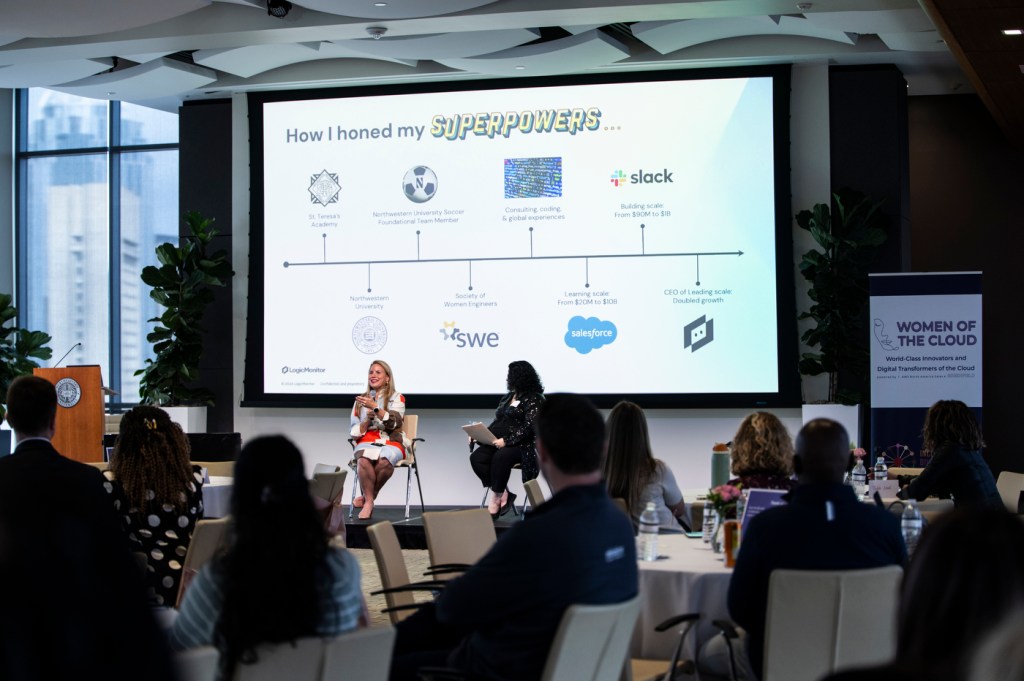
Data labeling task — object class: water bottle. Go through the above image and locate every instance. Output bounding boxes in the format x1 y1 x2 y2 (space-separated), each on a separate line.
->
873 454 888 481
702 506 716 543
901 501 923 556
638 502 659 562
850 459 868 496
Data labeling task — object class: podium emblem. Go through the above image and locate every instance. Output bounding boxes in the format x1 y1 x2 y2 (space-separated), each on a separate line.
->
55 378 82 408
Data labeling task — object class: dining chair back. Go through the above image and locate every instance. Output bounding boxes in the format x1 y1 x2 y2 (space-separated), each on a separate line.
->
524 478 547 509
313 462 341 475
887 467 924 477
423 508 496 576
176 516 231 607
542 595 641 681
233 636 324 681
310 470 347 506
997 470 1024 513
192 460 235 477
349 413 426 519
174 646 218 681
367 520 418 624
762 566 903 681
322 625 397 681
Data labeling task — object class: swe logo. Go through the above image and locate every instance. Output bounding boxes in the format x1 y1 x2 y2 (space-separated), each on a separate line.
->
439 321 500 348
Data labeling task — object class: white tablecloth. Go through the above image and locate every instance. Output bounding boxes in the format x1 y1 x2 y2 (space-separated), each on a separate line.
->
203 475 232 518
634 533 733 659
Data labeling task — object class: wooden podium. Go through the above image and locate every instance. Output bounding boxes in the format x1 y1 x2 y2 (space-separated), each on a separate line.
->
34 366 105 463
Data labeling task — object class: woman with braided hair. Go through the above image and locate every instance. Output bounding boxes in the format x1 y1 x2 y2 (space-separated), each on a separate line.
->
103 406 204 606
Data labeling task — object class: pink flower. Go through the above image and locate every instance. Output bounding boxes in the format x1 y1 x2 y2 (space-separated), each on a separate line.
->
710 484 742 503
852 447 867 459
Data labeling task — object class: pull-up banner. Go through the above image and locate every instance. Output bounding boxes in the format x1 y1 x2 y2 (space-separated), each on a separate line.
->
869 272 982 468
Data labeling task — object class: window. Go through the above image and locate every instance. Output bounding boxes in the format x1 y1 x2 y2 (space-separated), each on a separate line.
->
16 89 179 405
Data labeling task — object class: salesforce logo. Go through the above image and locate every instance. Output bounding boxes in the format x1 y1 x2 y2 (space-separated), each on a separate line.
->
564 316 617 354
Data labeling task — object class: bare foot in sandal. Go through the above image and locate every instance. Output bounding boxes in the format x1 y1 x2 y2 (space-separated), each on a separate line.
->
353 496 365 508
358 499 374 519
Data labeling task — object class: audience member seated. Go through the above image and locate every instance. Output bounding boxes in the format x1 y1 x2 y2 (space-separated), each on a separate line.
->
898 399 1001 509
724 418 907 679
0 376 174 681
727 412 797 493
823 507 1024 681
391 394 638 681
603 400 686 530
169 435 364 678
104 405 205 607
469 360 545 518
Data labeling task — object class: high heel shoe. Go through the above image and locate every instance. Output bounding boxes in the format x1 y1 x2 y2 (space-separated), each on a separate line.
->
499 492 517 517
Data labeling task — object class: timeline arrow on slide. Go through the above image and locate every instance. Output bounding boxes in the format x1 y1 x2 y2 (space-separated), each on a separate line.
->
283 250 744 268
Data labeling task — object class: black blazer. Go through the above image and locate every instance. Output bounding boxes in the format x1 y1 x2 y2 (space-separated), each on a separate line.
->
0 438 175 681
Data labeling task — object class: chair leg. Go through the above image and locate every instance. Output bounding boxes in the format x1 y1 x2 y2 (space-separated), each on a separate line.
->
413 463 425 515
349 462 360 519
480 489 489 508
404 466 412 520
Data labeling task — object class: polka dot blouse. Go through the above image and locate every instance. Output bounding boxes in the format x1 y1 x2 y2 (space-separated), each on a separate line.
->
103 466 205 607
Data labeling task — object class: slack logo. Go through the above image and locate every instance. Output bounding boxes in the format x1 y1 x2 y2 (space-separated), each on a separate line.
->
609 168 674 187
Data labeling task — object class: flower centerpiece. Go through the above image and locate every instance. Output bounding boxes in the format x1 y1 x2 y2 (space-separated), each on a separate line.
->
852 447 867 461
707 483 743 519
704 483 743 553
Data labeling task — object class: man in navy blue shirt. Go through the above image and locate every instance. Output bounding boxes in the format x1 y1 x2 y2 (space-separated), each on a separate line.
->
390 393 638 681
727 418 907 679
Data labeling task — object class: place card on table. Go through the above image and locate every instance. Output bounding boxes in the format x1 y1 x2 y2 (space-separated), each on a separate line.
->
740 488 788 535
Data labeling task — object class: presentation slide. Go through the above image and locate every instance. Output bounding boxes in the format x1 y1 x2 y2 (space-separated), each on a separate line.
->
255 74 786 400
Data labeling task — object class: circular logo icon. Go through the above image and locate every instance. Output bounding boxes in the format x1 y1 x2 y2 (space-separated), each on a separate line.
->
352 317 388 354
54 378 82 408
403 165 437 203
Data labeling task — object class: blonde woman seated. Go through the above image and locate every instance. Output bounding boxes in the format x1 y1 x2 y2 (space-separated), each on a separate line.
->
603 401 686 531
728 411 796 492
350 359 406 519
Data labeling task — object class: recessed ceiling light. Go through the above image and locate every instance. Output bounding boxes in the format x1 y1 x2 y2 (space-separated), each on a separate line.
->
514 65 525 70
1003 28 1023 36
374 2 387 6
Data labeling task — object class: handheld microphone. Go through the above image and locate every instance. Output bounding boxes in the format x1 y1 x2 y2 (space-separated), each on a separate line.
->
54 342 82 368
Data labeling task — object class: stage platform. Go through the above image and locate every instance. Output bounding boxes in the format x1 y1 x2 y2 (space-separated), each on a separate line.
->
343 504 522 550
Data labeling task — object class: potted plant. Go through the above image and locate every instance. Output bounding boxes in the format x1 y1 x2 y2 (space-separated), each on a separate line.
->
0 293 53 444
795 189 887 406
136 211 233 428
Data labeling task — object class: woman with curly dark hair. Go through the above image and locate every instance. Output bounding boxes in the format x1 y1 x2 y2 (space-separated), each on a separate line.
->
470 361 545 518
727 412 796 491
103 405 204 607
169 435 364 679
899 399 1000 509
604 401 686 530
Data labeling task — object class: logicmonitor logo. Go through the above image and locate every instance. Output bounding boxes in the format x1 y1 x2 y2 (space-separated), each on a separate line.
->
609 168 674 187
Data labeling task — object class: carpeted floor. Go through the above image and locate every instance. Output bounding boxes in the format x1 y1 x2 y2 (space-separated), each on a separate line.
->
351 547 434 627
